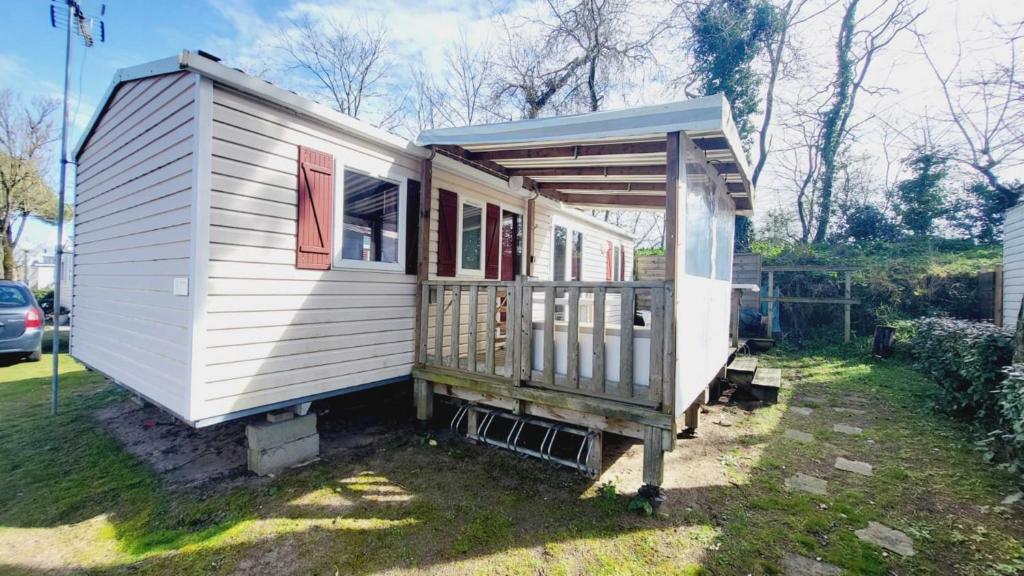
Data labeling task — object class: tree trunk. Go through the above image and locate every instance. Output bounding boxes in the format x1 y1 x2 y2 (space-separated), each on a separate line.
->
2 223 13 280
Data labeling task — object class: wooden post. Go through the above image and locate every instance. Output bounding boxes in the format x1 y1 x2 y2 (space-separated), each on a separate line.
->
663 132 680 419
592 287 607 393
526 197 536 278
995 265 1004 327
619 286 635 398
642 425 665 487
414 378 433 422
413 157 433 364
433 285 444 364
844 271 851 344
766 270 774 339
730 288 742 348
587 430 603 475
683 399 700 433
567 286 580 388
467 285 478 372
450 285 461 367
485 285 497 374
542 285 555 385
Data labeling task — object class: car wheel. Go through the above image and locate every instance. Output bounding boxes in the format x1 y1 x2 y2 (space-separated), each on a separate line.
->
28 346 42 362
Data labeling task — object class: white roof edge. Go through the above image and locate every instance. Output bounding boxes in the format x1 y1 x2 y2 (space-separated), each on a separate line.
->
416 95 728 147
74 50 430 161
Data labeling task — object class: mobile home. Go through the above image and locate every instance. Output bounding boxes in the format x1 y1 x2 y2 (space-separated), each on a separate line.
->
72 51 753 493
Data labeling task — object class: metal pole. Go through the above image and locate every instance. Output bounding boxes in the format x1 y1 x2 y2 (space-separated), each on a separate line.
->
52 2 74 415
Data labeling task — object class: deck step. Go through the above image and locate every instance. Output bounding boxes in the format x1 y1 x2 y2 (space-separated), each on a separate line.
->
727 355 758 385
750 368 782 403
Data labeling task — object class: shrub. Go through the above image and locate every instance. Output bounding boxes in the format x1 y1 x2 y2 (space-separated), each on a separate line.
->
910 317 1014 418
910 317 1024 474
994 366 1024 474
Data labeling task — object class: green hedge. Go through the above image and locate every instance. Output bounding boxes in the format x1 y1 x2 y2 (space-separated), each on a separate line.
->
910 317 1023 474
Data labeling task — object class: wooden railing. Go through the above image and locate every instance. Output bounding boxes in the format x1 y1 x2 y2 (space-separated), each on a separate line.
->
419 279 674 410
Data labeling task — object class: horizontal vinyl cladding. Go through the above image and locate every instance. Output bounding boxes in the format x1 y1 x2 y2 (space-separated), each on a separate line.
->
72 72 197 417
197 84 421 419
1004 204 1024 326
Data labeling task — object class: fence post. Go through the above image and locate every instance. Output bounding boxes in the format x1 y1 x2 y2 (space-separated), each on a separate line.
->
844 271 851 344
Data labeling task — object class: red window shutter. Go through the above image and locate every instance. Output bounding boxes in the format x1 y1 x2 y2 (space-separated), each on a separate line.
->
405 179 421 275
605 241 612 281
296 146 333 270
485 203 500 279
437 189 458 277
620 244 627 281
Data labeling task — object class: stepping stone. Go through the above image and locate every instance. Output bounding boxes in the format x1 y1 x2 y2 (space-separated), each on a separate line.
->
785 473 828 495
791 406 814 416
785 429 814 443
834 457 873 476
832 407 866 415
781 553 842 576
833 424 862 435
855 521 915 556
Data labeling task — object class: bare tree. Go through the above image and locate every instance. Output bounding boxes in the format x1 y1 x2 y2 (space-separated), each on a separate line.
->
0 91 59 279
493 0 663 118
281 16 403 127
811 0 922 243
751 0 840 186
916 19 1024 198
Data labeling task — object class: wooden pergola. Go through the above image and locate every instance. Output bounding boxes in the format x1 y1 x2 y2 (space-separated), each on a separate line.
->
413 95 755 491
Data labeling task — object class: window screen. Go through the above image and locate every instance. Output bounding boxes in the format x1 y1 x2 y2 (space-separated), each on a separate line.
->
341 170 399 263
684 162 715 278
714 192 734 281
461 203 483 271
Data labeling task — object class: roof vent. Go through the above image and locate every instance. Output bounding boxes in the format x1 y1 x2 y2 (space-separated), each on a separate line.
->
196 50 221 62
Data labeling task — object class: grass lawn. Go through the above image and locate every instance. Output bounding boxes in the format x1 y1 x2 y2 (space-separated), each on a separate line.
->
1 347 1022 575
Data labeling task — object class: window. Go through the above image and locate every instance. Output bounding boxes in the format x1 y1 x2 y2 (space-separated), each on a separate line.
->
571 231 583 281
552 224 583 281
553 225 567 281
684 156 715 278
613 246 621 281
714 192 734 281
0 285 29 308
340 170 401 265
460 201 483 273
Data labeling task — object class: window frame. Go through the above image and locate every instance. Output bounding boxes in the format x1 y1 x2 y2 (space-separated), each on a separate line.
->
333 163 408 273
551 217 584 282
499 205 526 281
457 197 486 277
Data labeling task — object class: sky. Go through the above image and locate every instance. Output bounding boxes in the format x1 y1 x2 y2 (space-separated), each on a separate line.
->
2 0 1022 252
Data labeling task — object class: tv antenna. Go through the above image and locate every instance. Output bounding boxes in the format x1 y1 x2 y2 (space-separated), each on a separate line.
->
49 0 106 415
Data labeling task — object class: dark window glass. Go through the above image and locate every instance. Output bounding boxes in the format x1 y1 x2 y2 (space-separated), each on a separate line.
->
0 286 29 308
461 203 482 270
341 171 400 263
571 231 583 281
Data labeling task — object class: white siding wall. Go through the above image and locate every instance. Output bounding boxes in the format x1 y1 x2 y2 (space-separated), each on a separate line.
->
197 85 422 419
72 72 197 418
531 197 634 281
1004 204 1024 326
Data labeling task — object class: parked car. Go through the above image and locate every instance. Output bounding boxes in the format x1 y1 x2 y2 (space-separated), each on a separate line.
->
0 281 44 362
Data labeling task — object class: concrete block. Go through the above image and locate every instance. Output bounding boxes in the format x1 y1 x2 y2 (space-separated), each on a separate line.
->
248 434 319 476
266 410 294 423
246 414 317 450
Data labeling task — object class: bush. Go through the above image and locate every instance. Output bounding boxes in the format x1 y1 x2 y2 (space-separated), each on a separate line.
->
910 317 1014 418
910 317 1024 474
994 366 1024 474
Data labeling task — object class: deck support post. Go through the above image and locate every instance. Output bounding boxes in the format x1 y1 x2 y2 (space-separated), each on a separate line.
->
414 378 434 423
587 430 603 475
639 425 666 507
682 397 702 438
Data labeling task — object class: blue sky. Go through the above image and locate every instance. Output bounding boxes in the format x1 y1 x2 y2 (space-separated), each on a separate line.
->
0 0 291 251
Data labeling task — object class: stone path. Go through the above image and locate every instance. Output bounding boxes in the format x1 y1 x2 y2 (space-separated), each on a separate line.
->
780 402 915 570
834 457 873 476
855 522 915 556
784 429 814 443
832 423 862 435
781 552 843 576
785 473 828 495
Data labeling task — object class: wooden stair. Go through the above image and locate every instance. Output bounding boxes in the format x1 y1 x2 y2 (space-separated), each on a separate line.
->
725 355 781 404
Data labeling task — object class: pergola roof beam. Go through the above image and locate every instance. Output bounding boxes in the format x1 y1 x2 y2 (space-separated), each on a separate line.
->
537 182 665 192
468 140 666 162
506 165 666 178
561 194 665 207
